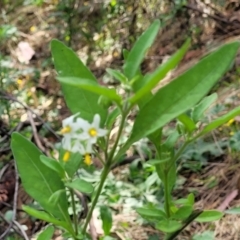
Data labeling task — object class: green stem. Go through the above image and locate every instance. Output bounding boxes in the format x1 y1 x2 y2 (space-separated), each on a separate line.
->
109 114 126 162
164 210 203 240
70 189 78 235
82 113 128 234
167 140 190 171
163 170 170 218
82 163 110 234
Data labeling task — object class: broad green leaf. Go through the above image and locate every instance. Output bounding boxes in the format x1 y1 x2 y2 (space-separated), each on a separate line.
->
177 113 196 133
51 40 107 122
136 207 166 219
37 225 54 240
195 210 223 222
156 220 181 233
225 207 240 214
119 42 240 154
57 77 122 104
100 205 112 235
40 155 65 179
172 206 193 220
106 68 128 84
129 39 190 105
123 20 160 79
11 133 70 223
197 106 240 137
65 178 94 194
192 93 218 122
23 205 73 234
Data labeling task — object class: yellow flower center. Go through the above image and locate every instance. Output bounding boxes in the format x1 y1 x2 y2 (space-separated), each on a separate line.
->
88 128 97 137
60 125 71 134
63 151 71 162
84 153 92 166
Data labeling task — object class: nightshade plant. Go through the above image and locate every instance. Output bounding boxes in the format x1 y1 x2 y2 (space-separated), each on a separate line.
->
10 19 240 240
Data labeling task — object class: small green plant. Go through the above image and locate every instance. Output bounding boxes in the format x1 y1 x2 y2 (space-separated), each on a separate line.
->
11 20 240 239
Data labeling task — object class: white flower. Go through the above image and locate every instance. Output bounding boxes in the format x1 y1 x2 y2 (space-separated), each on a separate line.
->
60 113 88 141
78 114 108 144
62 139 93 162
71 139 92 155
60 113 106 164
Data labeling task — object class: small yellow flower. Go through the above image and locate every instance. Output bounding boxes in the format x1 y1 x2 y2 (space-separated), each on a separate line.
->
17 79 23 85
63 151 71 162
30 26 37 32
84 153 92 166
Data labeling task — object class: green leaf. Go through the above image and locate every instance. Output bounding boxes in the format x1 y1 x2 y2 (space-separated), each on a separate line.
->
106 107 121 128
65 178 94 194
37 225 54 240
156 162 176 193
40 155 65 179
100 205 113 235
192 93 218 122
122 49 129 60
195 210 223 222
147 158 170 166
49 190 66 205
123 20 160 79
11 133 70 223
51 39 107 122
187 193 195 205
156 220 181 233
136 207 166 219
122 42 240 151
172 206 193 220
198 106 240 137
23 205 73 234
177 113 196 133
192 231 215 240
129 39 190 105
106 68 128 84
57 77 122 104
225 207 240 214
163 130 179 149
60 150 82 178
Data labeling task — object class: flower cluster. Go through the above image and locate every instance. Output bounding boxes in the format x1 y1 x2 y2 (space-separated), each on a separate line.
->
60 113 107 165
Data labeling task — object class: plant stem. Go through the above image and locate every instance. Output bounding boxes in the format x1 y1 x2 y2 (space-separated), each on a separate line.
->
163 170 170 218
108 114 126 162
167 141 190 171
70 189 78 236
82 105 129 234
82 163 110 234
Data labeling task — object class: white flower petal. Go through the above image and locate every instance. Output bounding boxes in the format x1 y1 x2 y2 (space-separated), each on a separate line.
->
97 128 108 137
92 114 100 127
62 113 80 127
